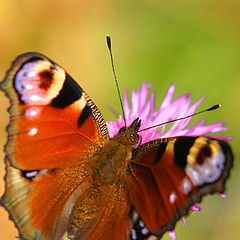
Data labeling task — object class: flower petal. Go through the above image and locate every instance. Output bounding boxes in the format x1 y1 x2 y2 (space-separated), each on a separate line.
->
182 217 187 228
160 84 176 109
190 205 202 211
168 230 177 240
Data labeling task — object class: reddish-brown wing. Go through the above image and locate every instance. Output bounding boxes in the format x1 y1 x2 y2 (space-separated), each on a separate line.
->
1 53 109 240
129 137 233 239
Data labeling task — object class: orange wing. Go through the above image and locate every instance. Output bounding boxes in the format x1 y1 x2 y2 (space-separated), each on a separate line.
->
129 137 233 239
1 53 109 240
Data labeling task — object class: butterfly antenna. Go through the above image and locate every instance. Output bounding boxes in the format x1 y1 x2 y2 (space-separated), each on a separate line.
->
139 104 221 132
106 34 127 127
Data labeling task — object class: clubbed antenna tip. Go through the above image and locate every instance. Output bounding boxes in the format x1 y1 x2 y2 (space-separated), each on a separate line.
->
207 104 221 111
106 34 111 50
106 34 127 127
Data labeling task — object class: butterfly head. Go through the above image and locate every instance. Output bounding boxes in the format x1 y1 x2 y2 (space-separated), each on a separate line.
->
117 118 141 147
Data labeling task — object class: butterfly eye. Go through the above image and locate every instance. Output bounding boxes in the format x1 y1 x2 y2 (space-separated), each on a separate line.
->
131 133 140 146
118 126 127 134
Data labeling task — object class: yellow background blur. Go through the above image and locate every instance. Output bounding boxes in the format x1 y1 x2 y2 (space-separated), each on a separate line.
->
0 0 239 239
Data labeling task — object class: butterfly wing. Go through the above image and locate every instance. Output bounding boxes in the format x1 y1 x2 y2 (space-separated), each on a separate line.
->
67 183 131 240
129 137 233 239
1 53 109 240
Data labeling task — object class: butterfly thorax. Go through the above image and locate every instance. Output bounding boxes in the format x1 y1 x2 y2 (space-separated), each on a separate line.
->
92 118 141 186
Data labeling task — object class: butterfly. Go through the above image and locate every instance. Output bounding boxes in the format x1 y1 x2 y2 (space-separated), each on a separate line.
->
0 52 233 240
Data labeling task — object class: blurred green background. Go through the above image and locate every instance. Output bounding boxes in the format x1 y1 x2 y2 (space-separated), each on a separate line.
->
0 0 239 239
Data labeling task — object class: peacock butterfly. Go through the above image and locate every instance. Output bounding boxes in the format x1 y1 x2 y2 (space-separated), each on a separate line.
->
0 51 233 240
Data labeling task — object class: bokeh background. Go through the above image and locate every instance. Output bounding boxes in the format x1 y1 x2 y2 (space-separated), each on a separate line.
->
0 0 239 239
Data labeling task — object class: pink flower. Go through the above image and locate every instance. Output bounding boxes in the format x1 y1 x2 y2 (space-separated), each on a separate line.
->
107 83 230 142
106 83 230 240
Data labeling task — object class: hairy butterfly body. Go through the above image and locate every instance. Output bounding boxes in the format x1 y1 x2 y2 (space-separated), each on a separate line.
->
0 53 233 240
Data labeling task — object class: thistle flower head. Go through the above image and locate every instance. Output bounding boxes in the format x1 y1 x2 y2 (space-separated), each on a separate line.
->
107 83 230 142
